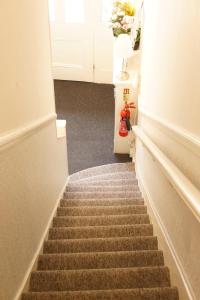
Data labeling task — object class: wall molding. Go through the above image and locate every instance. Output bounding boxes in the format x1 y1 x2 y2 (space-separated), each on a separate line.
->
0 113 57 152
14 177 69 300
133 126 200 223
136 165 196 300
139 107 200 158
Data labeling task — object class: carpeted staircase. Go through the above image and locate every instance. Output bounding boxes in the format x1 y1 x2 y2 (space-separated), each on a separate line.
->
22 163 179 300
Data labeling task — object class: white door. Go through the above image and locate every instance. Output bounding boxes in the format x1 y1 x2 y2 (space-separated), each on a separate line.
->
49 0 113 83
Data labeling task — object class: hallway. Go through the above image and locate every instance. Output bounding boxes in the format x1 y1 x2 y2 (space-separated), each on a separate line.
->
54 80 131 174
1 1 200 300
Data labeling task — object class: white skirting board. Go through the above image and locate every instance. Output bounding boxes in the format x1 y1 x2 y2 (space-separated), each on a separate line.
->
136 166 195 300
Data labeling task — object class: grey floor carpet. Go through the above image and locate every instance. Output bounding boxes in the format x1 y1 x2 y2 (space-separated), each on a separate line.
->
54 80 131 174
22 163 179 300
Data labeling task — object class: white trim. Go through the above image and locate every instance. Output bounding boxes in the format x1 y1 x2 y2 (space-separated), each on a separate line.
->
136 166 196 300
139 107 200 158
0 113 57 152
133 126 200 223
14 177 69 300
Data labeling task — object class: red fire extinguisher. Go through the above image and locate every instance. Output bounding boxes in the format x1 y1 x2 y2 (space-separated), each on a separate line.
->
119 119 128 137
119 103 136 137
119 89 136 137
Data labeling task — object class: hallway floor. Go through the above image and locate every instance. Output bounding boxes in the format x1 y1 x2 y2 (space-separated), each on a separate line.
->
54 80 131 174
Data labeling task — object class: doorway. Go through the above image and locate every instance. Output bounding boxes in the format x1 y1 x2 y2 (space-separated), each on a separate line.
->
49 0 114 83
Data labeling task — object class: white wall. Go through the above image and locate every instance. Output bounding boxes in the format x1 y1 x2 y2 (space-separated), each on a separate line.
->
0 123 68 300
0 1 68 300
0 0 55 133
140 0 200 137
136 0 200 299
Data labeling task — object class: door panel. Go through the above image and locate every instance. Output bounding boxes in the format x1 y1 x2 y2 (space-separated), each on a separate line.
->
94 26 113 83
51 25 94 81
50 0 94 82
93 0 113 83
49 0 113 83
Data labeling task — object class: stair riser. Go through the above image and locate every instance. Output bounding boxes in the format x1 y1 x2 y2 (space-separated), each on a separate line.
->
53 215 150 227
22 288 179 300
60 199 144 207
38 251 164 270
44 237 158 254
57 206 147 216
30 267 170 292
49 225 153 240
64 192 141 199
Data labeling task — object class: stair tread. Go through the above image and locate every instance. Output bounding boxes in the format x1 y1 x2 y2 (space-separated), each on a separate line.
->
66 186 139 191
38 250 164 270
71 171 136 183
49 224 153 240
64 191 142 200
69 163 135 182
44 236 158 253
22 287 179 300
69 179 138 187
60 198 144 207
30 266 170 292
57 205 147 216
53 214 150 227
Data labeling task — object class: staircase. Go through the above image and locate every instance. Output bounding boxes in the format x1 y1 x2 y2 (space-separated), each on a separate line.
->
22 163 179 300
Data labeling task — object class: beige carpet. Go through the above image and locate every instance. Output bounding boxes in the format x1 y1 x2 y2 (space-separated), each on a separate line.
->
22 163 179 300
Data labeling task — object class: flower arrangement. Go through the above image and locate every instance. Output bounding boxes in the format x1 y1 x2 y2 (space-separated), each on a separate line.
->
111 1 135 37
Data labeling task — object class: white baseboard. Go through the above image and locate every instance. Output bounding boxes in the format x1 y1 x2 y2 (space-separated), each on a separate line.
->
14 177 69 300
136 166 195 300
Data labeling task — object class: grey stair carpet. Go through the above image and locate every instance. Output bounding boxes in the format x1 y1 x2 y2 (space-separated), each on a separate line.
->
23 163 179 300
54 80 131 175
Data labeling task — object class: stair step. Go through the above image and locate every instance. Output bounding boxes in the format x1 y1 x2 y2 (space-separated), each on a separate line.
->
66 185 139 192
53 214 150 227
44 236 158 254
29 267 170 292
57 205 147 216
64 191 141 199
60 198 144 207
38 250 164 270
69 179 138 186
69 163 135 182
22 287 179 300
49 224 153 240
72 171 136 183
23 163 179 299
